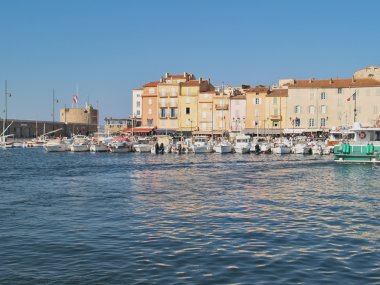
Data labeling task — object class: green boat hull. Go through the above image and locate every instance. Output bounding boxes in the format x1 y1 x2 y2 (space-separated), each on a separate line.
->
334 144 380 163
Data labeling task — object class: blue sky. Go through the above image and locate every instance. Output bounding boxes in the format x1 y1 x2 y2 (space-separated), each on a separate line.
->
0 0 379 121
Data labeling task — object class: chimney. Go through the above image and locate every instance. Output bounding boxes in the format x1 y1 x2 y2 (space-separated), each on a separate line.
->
199 77 202 84
160 77 163 83
329 78 333 84
309 78 312 83
208 78 211 84
352 76 355 83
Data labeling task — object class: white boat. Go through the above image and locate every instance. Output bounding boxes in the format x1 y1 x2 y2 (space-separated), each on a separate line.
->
134 137 154 153
214 139 233 153
44 139 68 152
109 141 133 153
272 143 291 154
70 136 90 152
90 143 109 152
191 136 214 153
234 134 251 154
291 143 312 154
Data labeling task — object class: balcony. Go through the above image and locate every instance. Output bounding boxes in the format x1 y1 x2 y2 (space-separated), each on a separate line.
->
270 115 282 121
215 104 229 110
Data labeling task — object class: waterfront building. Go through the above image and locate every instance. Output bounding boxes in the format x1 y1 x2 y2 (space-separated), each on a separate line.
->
141 81 159 129
157 73 194 134
265 88 288 135
283 74 380 134
245 86 269 135
197 90 216 134
354 65 380 80
212 87 231 134
179 77 213 135
230 93 246 133
60 106 99 135
132 88 143 126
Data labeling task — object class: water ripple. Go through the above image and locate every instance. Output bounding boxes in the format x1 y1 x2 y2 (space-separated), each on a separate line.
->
0 149 379 284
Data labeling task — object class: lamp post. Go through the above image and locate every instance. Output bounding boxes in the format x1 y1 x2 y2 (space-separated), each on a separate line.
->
3 80 11 138
52 89 59 132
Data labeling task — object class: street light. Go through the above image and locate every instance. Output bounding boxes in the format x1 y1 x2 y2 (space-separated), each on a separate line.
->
52 89 59 132
3 80 11 137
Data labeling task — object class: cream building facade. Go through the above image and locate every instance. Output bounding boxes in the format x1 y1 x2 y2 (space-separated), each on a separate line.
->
284 77 380 133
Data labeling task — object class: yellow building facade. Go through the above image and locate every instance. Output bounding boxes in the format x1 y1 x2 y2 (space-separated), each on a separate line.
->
245 86 269 134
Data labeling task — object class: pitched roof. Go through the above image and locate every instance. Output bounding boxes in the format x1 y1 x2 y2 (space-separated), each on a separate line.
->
182 80 208 86
143 81 159 87
288 78 380 88
246 86 270 93
230 94 246 99
267 89 288 97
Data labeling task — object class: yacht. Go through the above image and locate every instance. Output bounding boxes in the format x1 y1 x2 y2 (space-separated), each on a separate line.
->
191 136 214 153
234 134 251 154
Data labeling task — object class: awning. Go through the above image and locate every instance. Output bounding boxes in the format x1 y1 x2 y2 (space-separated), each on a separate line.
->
282 128 325 134
154 129 176 134
121 127 155 133
192 130 226 136
243 128 283 135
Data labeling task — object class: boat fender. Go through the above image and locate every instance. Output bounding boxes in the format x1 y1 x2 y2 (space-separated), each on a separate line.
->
359 131 366 139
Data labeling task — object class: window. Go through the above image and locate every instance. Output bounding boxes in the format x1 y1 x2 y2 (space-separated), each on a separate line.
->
309 118 315 127
338 88 342 94
321 92 327 100
320 118 326 127
136 101 141 107
161 98 166 106
147 119 153 126
171 98 176 107
292 117 301 127
255 109 260 116
148 108 152 115
202 112 206 119
295 105 301 114
171 87 176 96
149 88 155 94
148 99 152 105
137 94 141 97
274 108 279 116
273 97 277 104
187 87 191 96
186 96 190 104
309 105 315 114
186 107 190 115
161 88 166 97
321 105 327 114
170 108 177 118
255 98 260 105
160 108 167 118
136 110 140 116
374 106 378 114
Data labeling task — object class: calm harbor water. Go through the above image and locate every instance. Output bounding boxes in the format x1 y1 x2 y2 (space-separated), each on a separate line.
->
1 149 379 284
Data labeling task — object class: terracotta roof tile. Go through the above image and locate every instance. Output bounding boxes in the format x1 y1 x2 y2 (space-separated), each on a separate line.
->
143 81 159 87
267 89 288 97
246 86 270 93
182 80 208 86
288 78 380 88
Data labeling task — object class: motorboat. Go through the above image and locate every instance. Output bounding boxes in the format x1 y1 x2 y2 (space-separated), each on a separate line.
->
44 139 68 152
291 143 312 154
70 135 90 152
134 138 153 153
90 142 109 152
272 143 291 154
333 122 380 163
234 134 251 154
191 136 214 153
109 141 134 153
214 139 233 153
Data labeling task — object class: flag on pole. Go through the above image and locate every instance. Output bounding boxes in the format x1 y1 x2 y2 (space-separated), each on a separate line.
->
73 95 78 104
346 91 356 101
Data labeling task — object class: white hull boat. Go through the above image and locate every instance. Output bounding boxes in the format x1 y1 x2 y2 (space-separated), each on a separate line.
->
134 143 152 153
272 144 291 154
109 142 133 153
234 134 251 154
214 141 233 153
90 143 109 152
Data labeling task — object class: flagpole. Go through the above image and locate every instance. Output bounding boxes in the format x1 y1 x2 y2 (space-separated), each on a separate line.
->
354 92 357 122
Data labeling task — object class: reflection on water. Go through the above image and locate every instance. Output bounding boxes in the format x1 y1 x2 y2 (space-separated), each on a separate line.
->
0 149 380 284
